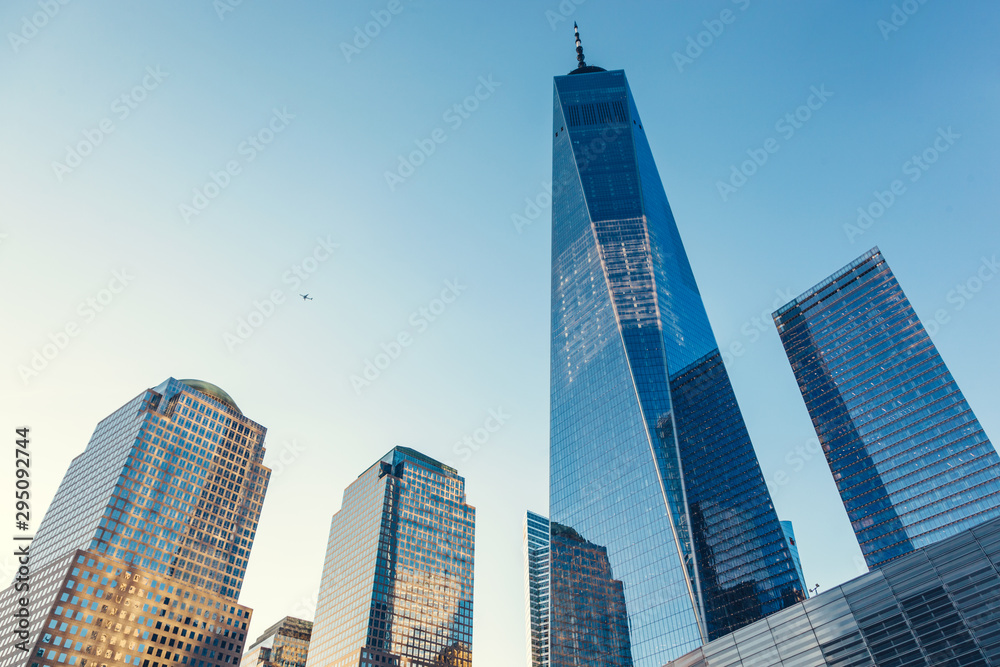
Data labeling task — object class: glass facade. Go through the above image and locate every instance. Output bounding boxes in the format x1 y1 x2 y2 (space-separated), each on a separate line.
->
0 378 270 667
549 61 804 663
243 617 312 667
523 512 550 667
306 447 474 667
773 248 1000 569
549 523 633 667
665 514 1000 666
779 522 808 597
0 548 253 667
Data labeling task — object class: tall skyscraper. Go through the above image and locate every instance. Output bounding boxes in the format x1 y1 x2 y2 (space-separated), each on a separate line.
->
306 447 474 667
523 512 550 667
547 27 805 664
0 377 271 667
243 617 312 667
773 247 1000 569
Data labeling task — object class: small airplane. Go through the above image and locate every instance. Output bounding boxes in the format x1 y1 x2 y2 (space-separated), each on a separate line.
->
300 294 313 301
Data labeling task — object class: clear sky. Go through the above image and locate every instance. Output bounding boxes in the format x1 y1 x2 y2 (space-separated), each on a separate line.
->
2 1 998 663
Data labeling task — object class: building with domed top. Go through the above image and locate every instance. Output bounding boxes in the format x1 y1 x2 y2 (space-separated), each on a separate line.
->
0 377 271 667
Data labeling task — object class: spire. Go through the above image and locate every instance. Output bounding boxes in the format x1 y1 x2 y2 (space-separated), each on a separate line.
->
567 23 605 75
574 22 587 69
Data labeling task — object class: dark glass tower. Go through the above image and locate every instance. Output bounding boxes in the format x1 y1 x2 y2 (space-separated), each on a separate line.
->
548 27 805 664
306 447 474 667
773 247 1000 569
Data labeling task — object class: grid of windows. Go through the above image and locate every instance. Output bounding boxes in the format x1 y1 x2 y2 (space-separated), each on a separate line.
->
665 514 1000 666
549 68 804 664
774 248 1000 569
242 617 312 667
306 448 474 667
523 512 550 667
549 523 633 667
0 550 251 667
0 378 270 667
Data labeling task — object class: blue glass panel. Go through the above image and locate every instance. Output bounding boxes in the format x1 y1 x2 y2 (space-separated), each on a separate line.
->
774 249 1000 569
550 69 804 665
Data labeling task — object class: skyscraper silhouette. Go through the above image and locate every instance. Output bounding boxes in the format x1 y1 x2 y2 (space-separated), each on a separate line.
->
548 26 804 663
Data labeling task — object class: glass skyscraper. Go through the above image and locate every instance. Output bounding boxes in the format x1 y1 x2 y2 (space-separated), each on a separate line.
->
0 377 271 667
548 27 804 664
523 512 550 667
773 247 1000 569
306 447 474 667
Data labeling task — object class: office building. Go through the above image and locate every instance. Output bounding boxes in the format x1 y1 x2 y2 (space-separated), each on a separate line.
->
548 26 804 663
0 378 271 667
773 248 1000 569
306 448 474 667
523 512 550 667
243 617 312 667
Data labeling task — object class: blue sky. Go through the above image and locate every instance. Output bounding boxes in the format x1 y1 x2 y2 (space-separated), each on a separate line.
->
2 1 998 663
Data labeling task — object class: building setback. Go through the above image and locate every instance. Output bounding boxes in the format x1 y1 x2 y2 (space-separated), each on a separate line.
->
305 447 474 667
773 248 1000 569
0 378 270 667
547 25 804 664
